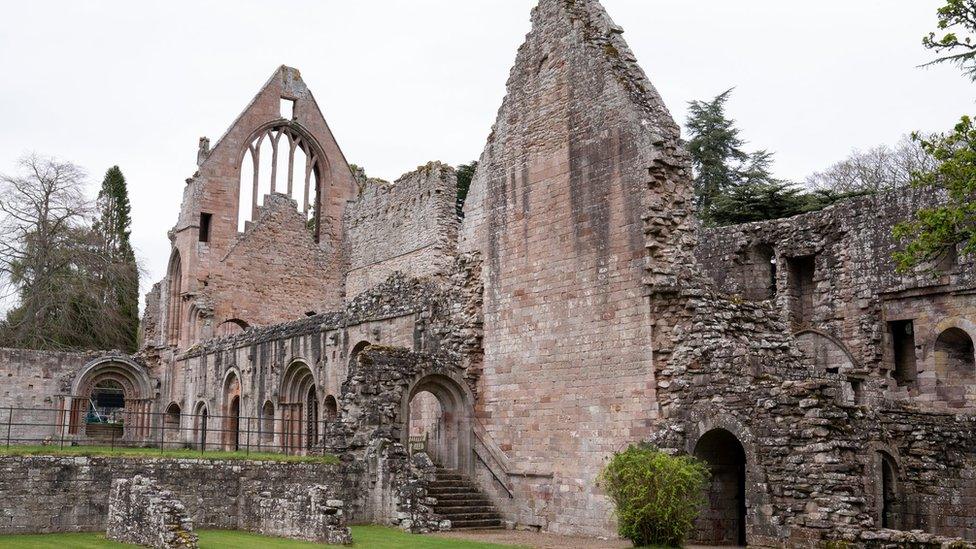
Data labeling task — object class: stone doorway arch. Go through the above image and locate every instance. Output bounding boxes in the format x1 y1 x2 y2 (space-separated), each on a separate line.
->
67 357 153 442
222 371 242 451
280 360 318 453
694 428 747 546
402 373 473 473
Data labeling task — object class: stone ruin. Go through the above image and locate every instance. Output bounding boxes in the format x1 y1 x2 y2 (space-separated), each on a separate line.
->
107 475 198 549
1 0 975 546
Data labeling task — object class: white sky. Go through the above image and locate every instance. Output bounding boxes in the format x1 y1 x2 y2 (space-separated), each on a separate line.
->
0 0 972 303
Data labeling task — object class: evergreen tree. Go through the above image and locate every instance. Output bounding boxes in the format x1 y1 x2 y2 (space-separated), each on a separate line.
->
455 161 477 218
686 89 786 224
686 89 747 218
93 166 139 351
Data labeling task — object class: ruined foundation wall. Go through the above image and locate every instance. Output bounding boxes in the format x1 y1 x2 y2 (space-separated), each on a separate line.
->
696 188 976 410
458 0 692 535
0 456 353 535
345 162 460 297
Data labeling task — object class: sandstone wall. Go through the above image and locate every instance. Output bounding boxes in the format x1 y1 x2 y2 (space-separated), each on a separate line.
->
344 162 459 297
457 0 693 534
143 65 358 351
0 456 352 535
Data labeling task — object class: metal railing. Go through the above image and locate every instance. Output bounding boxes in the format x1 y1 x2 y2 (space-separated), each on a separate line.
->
0 405 333 457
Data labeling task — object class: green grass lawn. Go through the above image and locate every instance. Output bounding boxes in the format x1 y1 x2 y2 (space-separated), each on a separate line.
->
0 445 338 464
0 527 521 548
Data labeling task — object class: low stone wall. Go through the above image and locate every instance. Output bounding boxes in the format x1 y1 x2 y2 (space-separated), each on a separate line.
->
107 475 198 549
0 456 355 535
251 484 352 545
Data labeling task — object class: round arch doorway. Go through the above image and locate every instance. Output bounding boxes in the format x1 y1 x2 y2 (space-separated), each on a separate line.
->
403 374 473 473
694 428 747 546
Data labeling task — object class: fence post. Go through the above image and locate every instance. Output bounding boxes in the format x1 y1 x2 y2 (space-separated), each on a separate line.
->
160 410 165 454
59 408 65 450
5 407 12 449
111 427 116 451
246 416 250 458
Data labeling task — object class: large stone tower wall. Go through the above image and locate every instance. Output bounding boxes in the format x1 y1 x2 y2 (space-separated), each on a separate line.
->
460 0 692 534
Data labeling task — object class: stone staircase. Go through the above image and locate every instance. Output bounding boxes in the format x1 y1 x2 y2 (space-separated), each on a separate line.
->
429 467 503 530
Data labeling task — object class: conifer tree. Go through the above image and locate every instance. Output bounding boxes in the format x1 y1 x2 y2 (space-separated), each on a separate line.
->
93 166 139 351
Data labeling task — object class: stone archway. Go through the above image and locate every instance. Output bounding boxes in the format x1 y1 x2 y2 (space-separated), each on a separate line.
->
222 371 242 451
280 360 318 453
694 428 747 546
67 357 153 442
934 327 975 407
402 373 473 472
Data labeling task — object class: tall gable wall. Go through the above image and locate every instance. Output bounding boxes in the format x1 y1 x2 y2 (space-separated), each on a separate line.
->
459 0 692 535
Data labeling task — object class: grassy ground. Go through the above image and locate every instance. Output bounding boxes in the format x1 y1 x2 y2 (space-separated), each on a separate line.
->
0 445 338 464
0 527 524 548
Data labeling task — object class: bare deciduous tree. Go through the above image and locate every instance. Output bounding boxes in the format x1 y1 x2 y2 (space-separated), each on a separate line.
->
0 154 137 351
805 135 937 194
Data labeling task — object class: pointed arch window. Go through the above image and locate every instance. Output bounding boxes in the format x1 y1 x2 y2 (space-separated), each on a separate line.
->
238 124 324 241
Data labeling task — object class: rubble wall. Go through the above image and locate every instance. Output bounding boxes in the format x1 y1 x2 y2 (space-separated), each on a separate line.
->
0 456 352 535
345 162 460 297
696 187 976 410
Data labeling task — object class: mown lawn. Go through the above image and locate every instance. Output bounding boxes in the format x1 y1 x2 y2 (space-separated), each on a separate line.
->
0 527 523 548
0 445 338 464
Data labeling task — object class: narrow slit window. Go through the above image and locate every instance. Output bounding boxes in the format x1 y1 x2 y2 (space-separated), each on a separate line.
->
199 212 212 243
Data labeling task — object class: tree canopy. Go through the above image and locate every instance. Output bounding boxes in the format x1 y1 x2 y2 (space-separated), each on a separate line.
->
0 156 140 351
894 0 976 271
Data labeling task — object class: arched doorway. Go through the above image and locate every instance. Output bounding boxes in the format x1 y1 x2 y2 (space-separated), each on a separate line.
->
408 391 443 459
280 360 317 454
260 401 275 448
194 402 209 451
223 372 242 451
878 451 900 529
694 428 747 546
934 327 975 407
163 403 181 446
402 374 472 473
67 358 152 443
324 395 338 421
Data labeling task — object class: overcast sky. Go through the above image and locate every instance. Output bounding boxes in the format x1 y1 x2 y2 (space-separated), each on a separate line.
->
0 0 972 304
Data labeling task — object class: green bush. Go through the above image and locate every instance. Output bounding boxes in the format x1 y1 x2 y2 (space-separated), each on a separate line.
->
599 444 710 548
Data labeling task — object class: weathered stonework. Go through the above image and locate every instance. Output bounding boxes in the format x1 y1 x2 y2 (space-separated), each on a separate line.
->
0 456 354 536
251 484 352 545
107 475 198 549
344 162 459 297
0 0 974 546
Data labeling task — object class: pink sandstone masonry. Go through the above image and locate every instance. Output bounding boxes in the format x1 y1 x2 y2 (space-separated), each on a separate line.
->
0 1 974 547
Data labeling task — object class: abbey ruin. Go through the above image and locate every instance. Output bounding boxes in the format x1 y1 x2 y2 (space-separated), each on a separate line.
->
1 0 974 546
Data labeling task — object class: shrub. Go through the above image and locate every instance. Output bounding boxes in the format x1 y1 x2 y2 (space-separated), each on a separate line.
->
598 444 711 548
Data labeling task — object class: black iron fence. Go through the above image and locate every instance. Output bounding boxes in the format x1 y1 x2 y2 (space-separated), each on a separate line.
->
0 405 328 457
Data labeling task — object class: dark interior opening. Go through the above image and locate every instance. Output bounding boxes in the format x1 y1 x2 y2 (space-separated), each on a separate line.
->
199 212 212 243
787 255 816 329
890 320 917 386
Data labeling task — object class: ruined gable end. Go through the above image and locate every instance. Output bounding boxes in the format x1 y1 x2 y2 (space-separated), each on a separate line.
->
456 0 694 536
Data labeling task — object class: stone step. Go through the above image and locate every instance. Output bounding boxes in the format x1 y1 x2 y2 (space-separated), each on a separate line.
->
436 511 501 521
435 505 498 515
432 496 493 506
450 518 503 529
430 479 469 488
428 486 478 495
